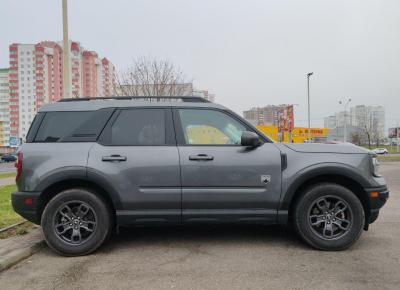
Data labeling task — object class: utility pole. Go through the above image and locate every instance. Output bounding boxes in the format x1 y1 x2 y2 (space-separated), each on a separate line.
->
397 121 399 153
62 0 71 99
307 72 313 142
338 98 351 143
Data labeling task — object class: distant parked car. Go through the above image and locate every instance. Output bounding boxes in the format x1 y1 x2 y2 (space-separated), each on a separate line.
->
372 148 388 155
1 153 17 162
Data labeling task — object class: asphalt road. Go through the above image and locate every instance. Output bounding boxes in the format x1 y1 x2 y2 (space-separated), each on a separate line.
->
1 163 399 290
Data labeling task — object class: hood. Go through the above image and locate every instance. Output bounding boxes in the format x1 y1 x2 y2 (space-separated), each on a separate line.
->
283 143 372 154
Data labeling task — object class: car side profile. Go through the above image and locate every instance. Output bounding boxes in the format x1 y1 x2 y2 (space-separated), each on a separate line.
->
372 148 389 155
12 96 389 256
1 153 17 163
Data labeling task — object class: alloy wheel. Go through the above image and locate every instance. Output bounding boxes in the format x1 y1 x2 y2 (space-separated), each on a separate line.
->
53 201 97 245
308 195 353 240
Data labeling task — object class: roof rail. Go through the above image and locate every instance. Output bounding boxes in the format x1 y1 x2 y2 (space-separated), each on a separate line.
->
58 96 210 103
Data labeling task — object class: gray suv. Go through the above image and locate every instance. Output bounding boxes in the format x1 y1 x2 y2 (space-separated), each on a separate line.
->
12 96 389 256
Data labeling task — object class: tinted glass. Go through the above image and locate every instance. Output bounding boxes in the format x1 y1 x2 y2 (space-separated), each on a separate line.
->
110 109 166 145
178 109 246 145
34 109 113 142
26 113 44 142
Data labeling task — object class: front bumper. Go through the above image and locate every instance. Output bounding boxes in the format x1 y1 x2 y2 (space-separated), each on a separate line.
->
11 191 42 224
364 185 389 226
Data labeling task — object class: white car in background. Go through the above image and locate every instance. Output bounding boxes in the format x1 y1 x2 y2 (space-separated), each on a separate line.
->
372 148 389 155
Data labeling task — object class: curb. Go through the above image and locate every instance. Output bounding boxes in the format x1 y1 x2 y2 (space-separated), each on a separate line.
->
0 220 28 234
0 238 44 273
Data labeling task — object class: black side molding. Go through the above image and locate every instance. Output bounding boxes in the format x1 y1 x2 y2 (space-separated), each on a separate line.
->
281 153 287 171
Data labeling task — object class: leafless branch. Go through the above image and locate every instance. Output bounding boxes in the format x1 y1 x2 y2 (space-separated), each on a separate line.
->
116 57 192 97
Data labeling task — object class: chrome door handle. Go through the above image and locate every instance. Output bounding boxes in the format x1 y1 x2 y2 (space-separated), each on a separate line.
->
189 154 214 161
102 155 127 162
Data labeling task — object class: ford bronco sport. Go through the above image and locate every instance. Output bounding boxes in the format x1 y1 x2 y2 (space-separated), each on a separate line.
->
12 96 389 256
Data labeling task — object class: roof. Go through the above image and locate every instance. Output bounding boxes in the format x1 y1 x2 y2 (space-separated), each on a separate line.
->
39 96 226 112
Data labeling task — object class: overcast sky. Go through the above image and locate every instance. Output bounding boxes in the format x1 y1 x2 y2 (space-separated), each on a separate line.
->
1 0 399 129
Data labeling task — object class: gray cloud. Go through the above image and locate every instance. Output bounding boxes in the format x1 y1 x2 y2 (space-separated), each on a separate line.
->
1 0 399 129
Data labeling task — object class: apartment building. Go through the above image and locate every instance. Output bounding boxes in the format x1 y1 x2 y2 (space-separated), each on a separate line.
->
243 105 294 130
323 115 337 129
192 89 216 102
324 105 385 138
98 58 115 97
0 68 10 146
8 41 116 139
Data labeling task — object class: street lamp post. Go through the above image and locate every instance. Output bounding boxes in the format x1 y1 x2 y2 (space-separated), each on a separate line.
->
397 121 399 153
307 72 313 142
338 98 351 142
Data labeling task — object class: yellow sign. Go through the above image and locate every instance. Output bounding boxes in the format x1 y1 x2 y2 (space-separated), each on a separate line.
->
257 125 329 143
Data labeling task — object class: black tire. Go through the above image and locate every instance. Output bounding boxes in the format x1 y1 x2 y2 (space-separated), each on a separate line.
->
293 183 364 251
41 188 112 256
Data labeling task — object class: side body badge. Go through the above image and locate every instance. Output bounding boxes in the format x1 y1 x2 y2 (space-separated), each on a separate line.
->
261 175 271 184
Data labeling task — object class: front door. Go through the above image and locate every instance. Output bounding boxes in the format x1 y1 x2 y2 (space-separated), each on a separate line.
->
174 108 282 223
87 107 181 225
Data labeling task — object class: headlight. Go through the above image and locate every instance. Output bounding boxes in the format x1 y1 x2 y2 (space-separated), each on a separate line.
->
372 156 380 177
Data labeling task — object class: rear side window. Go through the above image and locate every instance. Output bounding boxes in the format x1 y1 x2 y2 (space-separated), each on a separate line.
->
33 108 114 142
109 109 166 145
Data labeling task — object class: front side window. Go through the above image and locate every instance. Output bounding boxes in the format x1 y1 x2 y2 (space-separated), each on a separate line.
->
178 109 247 145
110 109 166 145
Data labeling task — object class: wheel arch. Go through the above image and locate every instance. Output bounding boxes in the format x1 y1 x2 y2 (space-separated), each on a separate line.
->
36 177 120 224
279 165 372 228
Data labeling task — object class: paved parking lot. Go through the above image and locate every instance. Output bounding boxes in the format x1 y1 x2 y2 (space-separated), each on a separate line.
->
0 163 399 290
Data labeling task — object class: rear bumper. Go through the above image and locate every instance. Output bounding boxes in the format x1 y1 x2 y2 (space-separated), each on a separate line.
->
11 191 41 224
364 185 389 225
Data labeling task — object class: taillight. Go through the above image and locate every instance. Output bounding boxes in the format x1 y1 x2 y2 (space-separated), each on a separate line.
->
15 152 23 180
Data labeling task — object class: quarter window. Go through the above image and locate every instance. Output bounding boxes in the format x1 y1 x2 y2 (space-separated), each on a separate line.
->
33 109 113 142
178 109 247 145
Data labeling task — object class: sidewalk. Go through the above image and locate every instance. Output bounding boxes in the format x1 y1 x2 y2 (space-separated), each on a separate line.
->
0 177 15 187
0 227 44 272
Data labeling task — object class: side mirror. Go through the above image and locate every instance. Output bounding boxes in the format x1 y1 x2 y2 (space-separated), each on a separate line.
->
241 131 261 147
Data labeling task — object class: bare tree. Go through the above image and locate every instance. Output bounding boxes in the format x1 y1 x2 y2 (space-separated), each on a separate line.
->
358 109 374 148
351 132 361 146
116 57 192 97
357 110 385 148
363 123 372 148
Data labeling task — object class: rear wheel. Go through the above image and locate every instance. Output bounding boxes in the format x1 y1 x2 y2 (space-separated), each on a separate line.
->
41 188 111 256
293 183 364 251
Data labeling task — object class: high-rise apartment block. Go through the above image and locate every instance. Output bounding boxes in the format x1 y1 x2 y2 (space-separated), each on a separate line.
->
243 105 294 131
0 68 10 146
8 41 116 139
324 105 385 138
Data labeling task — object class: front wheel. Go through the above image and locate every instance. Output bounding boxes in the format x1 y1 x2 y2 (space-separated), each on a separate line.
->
41 188 111 256
293 183 365 251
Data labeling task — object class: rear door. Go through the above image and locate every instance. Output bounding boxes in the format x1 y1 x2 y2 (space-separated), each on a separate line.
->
174 108 282 223
87 107 181 225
